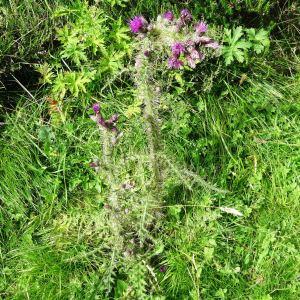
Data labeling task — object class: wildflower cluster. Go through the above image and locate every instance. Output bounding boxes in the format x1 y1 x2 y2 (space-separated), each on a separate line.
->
129 9 220 70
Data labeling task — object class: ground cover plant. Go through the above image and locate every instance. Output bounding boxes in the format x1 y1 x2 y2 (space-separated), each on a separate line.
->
0 0 299 299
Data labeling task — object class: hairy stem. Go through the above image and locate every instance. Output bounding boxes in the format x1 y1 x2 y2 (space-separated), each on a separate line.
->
135 60 162 193
100 127 118 207
99 127 122 248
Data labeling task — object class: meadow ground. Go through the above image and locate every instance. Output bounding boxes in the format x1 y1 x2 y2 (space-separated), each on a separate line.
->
0 1 299 299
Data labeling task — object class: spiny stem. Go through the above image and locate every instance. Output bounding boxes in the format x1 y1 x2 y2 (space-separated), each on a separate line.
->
136 60 162 193
99 127 121 239
144 87 161 190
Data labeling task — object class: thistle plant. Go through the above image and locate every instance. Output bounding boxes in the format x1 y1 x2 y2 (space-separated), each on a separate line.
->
129 9 221 197
129 10 219 70
87 10 223 296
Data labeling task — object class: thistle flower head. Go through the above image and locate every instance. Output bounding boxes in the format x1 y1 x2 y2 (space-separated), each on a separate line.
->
163 11 174 21
168 56 184 69
130 9 220 73
93 103 100 113
180 9 192 23
195 21 208 34
129 16 147 33
171 42 185 56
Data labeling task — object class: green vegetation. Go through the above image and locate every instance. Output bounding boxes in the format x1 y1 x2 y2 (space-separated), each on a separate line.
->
0 1 299 299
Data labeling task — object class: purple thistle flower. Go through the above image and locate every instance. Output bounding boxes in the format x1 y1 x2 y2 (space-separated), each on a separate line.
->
195 21 208 34
144 50 150 57
205 41 220 49
171 42 185 57
92 104 119 132
129 16 147 33
93 103 100 114
163 11 174 21
168 56 184 69
180 9 192 23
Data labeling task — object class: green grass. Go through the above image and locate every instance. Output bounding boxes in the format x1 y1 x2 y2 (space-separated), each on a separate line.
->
0 0 299 299
0 0 68 73
160 69 300 298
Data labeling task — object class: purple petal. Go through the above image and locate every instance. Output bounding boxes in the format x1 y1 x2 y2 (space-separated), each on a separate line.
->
195 21 208 34
168 56 184 69
171 42 185 56
186 49 205 68
93 103 100 113
163 11 174 21
180 9 192 23
129 16 147 33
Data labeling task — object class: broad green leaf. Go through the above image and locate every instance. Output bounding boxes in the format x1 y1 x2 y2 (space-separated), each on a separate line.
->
231 26 244 44
233 48 245 63
246 28 270 54
235 40 252 49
